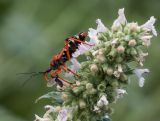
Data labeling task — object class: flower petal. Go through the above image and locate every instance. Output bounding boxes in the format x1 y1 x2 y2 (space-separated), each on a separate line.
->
96 19 108 33
141 16 157 36
134 68 149 87
112 8 127 27
97 95 109 107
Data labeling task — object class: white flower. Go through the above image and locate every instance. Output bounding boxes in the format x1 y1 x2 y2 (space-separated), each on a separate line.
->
118 64 123 73
116 89 127 99
135 52 148 66
96 19 108 33
97 95 109 107
72 44 91 58
34 105 55 121
88 19 107 44
140 35 153 47
35 115 49 121
57 108 71 121
141 16 157 36
93 105 100 113
134 68 150 87
112 8 127 28
88 28 100 44
65 58 81 77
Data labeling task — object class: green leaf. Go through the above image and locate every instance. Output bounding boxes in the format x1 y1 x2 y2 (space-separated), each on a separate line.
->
35 91 63 104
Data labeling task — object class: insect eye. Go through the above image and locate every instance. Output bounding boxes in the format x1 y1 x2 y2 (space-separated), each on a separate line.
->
79 32 87 40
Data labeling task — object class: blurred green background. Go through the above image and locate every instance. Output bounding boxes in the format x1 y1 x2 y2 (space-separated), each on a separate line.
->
0 0 159 121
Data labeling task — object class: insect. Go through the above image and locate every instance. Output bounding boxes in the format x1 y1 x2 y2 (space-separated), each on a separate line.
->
42 32 94 87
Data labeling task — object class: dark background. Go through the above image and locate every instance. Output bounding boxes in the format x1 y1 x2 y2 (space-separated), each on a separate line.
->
0 0 159 121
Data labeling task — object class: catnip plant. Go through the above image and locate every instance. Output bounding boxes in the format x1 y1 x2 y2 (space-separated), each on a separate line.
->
34 8 157 121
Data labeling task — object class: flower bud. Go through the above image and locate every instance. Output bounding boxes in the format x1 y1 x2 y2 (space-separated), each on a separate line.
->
72 86 85 95
90 64 98 73
130 22 140 32
124 26 130 34
76 81 81 86
111 80 119 88
130 48 137 55
106 67 114 76
128 39 137 46
113 71 120 78
89 88 97 95
96 55 106 63
54 106 61 112
61 93 68 101
120 74 128 83
116 56 123 63
98 48 105 55
117 45 125 53
79 99 86 109
86 83 93 90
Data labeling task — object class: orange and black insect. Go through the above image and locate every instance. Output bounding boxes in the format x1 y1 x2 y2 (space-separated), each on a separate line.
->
21 32 93 87
42 32 94 87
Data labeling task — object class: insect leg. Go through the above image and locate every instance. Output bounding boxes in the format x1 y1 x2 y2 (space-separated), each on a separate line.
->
61 65 80 77
70 38 95 46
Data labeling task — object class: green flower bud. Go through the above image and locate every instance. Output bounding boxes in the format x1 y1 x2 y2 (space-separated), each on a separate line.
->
128 39 137 46
72 86 85 95
90 64 98 73
86 83 93 90
130 48 137 55
96 55 106 63
116 56 123 63
124 26 130 34
82 91 88 99
79 99 86 109
117 45 125 53
108 49 117 61
117 31 125 37
61 93 69 101
111 79 119 88
129 23 139 32
106 67 114 76
98 33 108 41
120 73 128 83
80 81 88 85
89 88 97 95
71 100 77 107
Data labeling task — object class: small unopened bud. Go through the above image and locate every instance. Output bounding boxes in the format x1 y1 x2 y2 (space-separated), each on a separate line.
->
73 86 85 95
130 48 137 55
98 49 105 55
90 64 98 73
89 88 97 95
96 55 106 63
113 71 120 78
130 23 139 32
76 81 81 86
79 99 86 109
61 93 68 101
117 45 125 53
86 83 93 90
128 39 137 46
106 67 114 76
55 106 61 112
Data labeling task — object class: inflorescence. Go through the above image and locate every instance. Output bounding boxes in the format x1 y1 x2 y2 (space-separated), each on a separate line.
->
34 8 157 121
